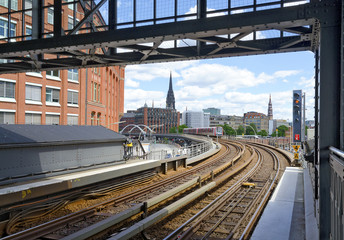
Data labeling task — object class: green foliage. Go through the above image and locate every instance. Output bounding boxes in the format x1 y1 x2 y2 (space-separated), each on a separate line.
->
237 125 245 135
276 125 289 137
178 124 188 133
245 123 258 135
169 127 177 133
271 131 277 137
221 124 236 136
258 130 268 136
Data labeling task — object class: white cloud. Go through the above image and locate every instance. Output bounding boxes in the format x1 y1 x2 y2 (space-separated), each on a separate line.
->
125 61 198 82
124 59 312 122
176 63 286 93
274 70 300 78
125 78 140 88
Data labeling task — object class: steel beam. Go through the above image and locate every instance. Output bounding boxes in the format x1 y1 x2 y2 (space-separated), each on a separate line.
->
319 18 341 239
0 3 320 57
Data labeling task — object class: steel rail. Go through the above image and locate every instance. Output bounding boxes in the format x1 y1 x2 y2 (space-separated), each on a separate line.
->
3 141 240 240
164 146 259 240
238 144 281 240
106 144 255 240
164 143 282 240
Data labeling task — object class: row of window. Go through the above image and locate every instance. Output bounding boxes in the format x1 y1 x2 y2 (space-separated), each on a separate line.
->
0 13 78 40
0 0 77 12
0 111 78 125
1 81 78 105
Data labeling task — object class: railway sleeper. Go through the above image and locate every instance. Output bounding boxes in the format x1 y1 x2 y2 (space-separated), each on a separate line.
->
231 209 246 214
204 220 237 227
201 226 231 234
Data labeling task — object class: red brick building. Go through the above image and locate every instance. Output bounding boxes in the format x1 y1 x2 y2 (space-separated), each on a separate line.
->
0 1 124 131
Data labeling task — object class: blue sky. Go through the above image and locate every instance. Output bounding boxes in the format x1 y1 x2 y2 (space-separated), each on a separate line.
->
124 51 315 122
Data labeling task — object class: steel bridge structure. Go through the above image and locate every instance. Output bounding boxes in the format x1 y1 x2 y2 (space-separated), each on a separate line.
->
0 0 343 239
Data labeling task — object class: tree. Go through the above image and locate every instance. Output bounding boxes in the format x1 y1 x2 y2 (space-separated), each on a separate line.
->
178 124 188 134
245 123 258 135
277 125 289 137
222 124 236 136
237 125 245 135
169 127 177 133
258 130 268 136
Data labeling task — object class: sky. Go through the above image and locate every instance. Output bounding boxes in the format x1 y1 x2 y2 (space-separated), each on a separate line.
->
124 51 315 122
95 0 315 122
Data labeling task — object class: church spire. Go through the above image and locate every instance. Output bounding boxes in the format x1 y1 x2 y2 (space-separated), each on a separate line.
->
268 94 273 120
166 71 175 109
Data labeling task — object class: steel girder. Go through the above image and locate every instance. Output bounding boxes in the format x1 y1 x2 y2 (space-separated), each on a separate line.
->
0 1 336 74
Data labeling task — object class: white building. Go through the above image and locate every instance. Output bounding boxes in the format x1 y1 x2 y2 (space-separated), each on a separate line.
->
182 111 210 128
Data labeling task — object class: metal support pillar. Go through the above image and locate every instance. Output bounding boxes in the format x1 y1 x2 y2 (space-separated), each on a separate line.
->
314 49 319 199
108 0 117 55
341 1 344 151
32 0 43 40
54 0 62 37
319 23 341 239
197 0 206 55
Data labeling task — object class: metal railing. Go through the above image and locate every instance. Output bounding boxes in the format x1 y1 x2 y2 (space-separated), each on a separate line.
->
129 137 214 161
329 146 344 240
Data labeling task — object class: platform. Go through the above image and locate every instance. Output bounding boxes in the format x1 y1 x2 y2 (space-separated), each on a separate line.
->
251 167 318 240
0 159 161 208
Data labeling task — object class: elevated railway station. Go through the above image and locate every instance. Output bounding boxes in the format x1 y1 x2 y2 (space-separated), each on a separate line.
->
0 0 343 239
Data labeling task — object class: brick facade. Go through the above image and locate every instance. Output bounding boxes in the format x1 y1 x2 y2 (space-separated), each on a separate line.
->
0 1 124 132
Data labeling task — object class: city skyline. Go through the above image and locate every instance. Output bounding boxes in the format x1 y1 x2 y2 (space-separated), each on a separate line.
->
124 51 315 122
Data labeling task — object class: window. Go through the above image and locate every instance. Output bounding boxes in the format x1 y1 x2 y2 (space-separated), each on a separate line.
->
91 111 95 125
0 111 15 124
26 25 32 40
25 113 41 124
65 0 74 10
98 84 100 102
67 115 78 125
0 19 16 39
25 84 41 102
68 69 78 82
68 15 79 31
0 0 18 10
46 88 60 103
25 0 32 16
46 70 59 78
97 112 101 125
46 114 59 125
47 8 54 24
93 82 97 101
67 90 78 105
0 81 15 99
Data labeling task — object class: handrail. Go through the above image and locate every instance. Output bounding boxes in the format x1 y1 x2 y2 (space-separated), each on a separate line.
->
329 146 344 159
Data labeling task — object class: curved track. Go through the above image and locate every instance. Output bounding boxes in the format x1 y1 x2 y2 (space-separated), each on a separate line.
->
2 141 243 239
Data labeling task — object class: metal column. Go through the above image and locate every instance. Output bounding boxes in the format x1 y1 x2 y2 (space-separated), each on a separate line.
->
319 22 341 239
341 0 344 151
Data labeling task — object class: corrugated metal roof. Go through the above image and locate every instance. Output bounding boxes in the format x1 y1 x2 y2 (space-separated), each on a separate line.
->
0 125 126 146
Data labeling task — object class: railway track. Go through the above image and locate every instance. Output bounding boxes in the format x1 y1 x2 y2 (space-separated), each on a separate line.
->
2 140 244 239
162 144 281 240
